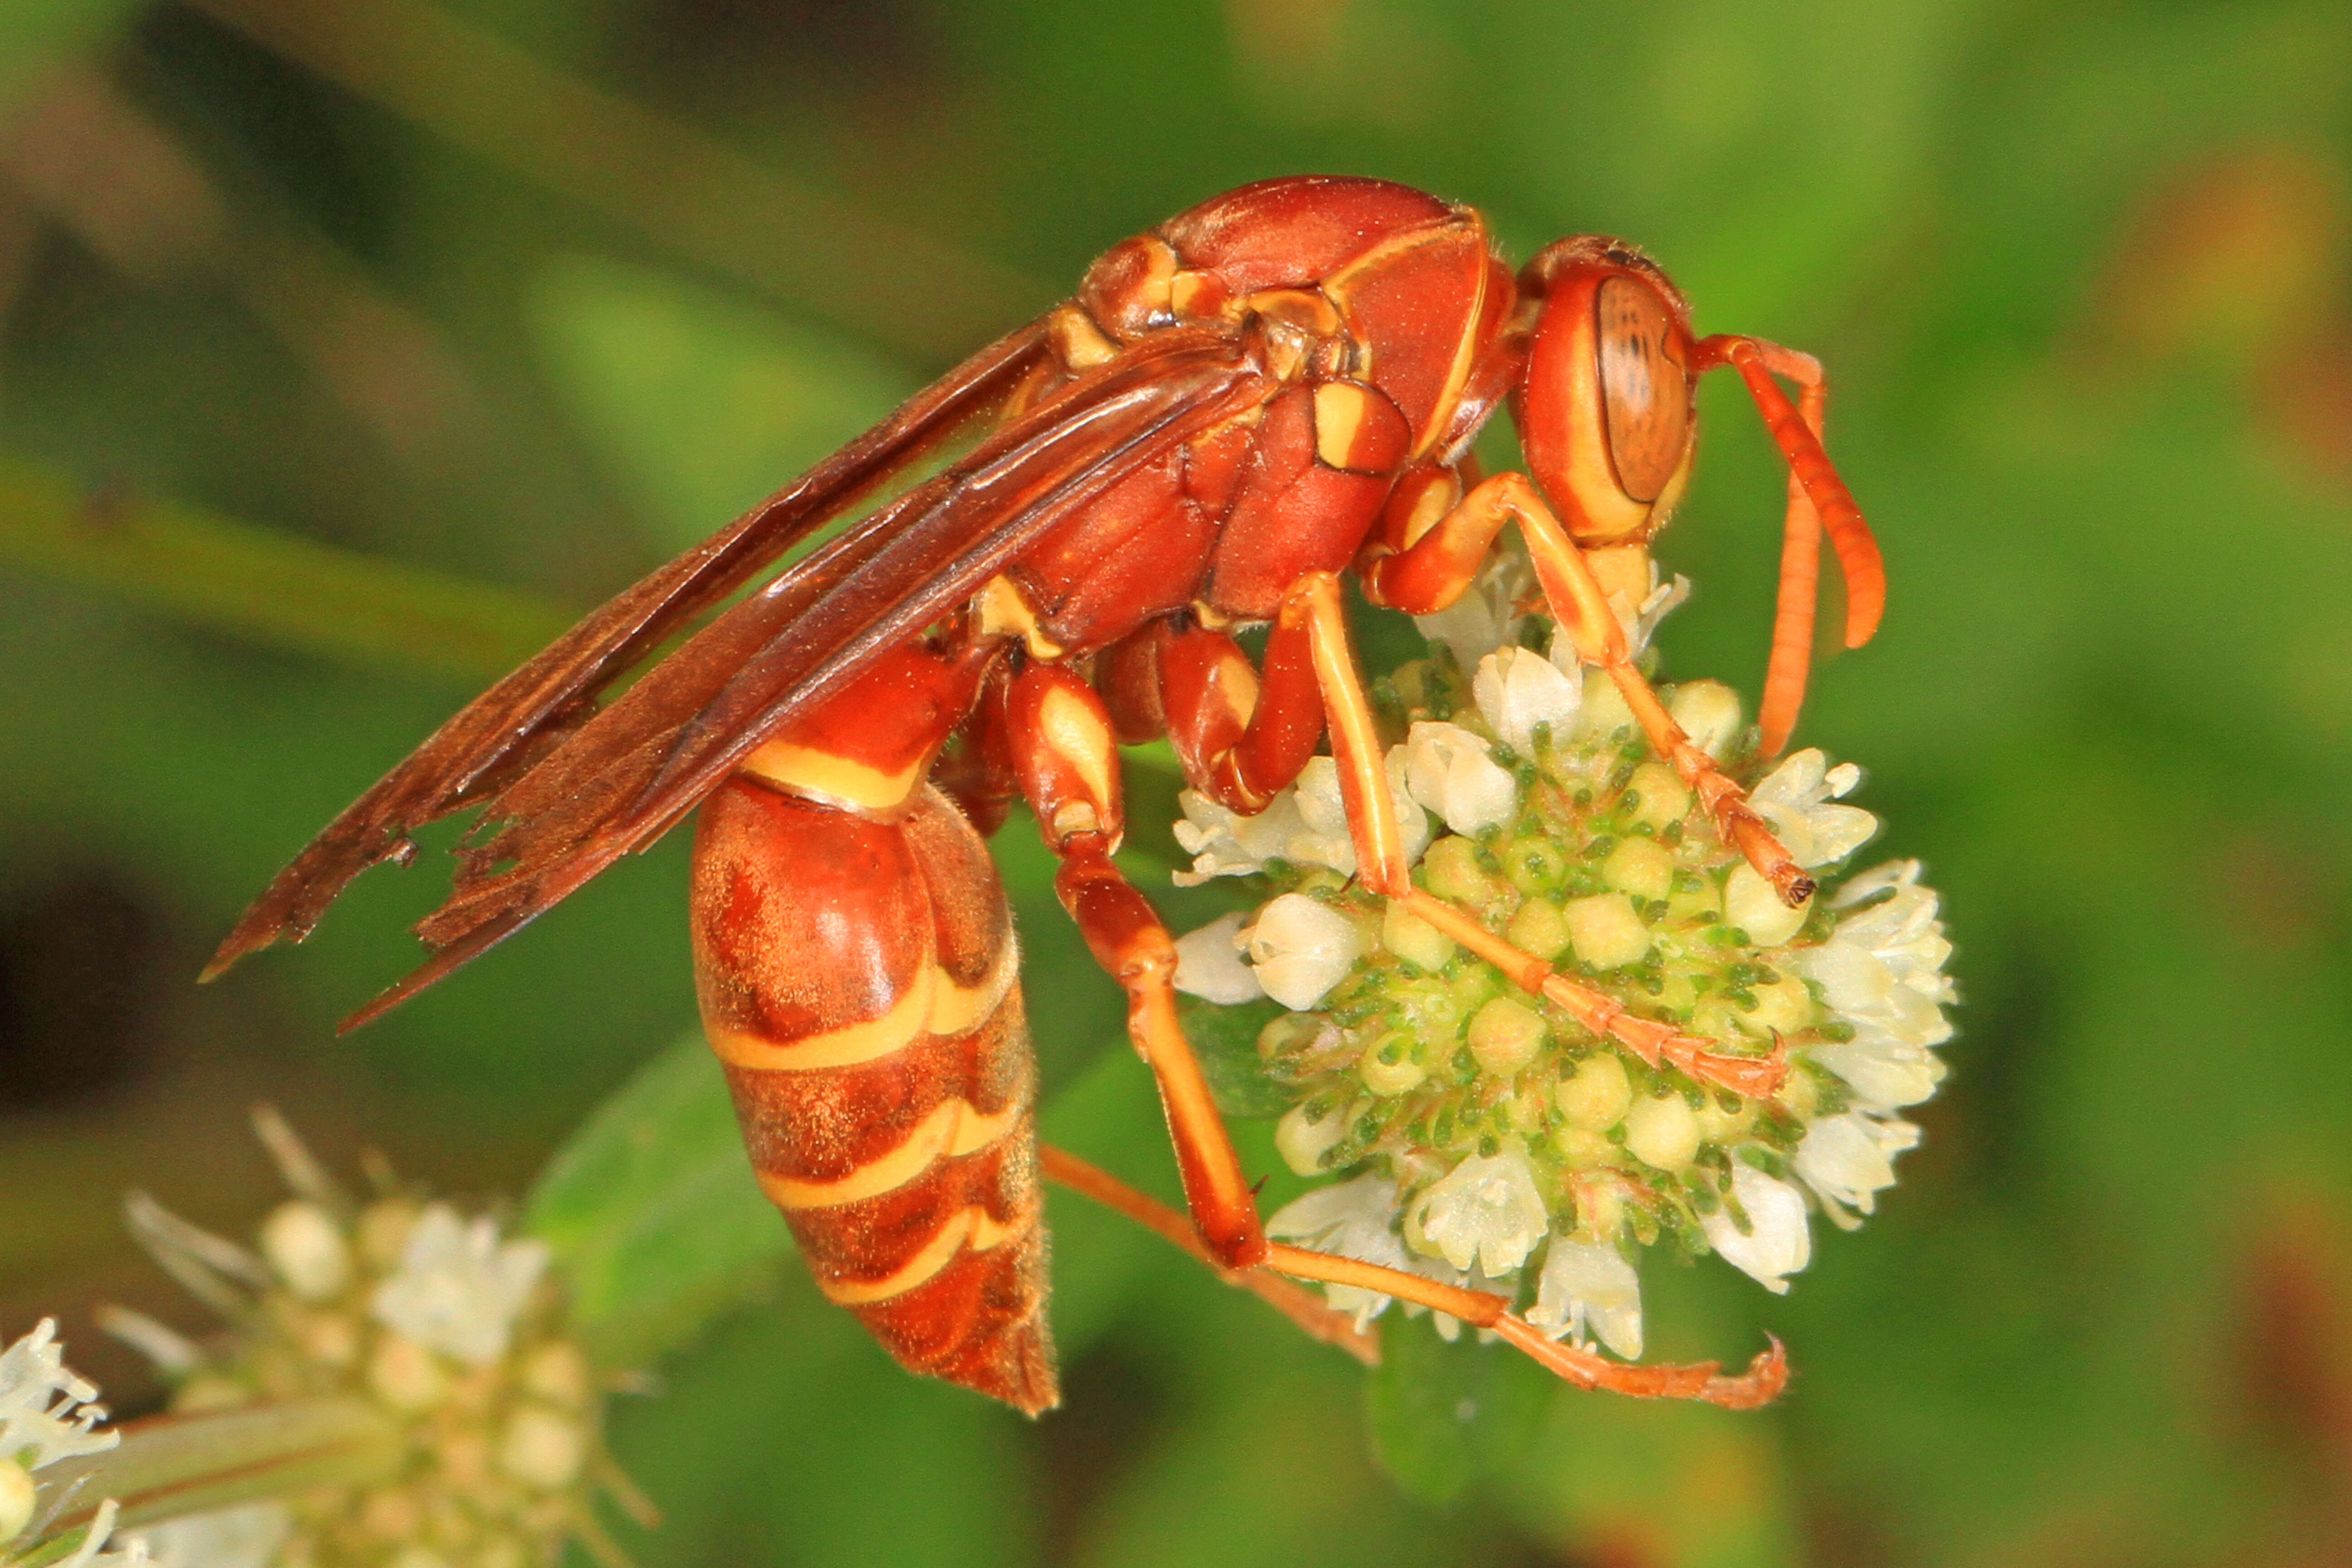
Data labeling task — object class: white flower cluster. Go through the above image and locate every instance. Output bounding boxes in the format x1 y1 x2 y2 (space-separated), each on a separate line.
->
1174 584 1955 1368
0 1322 145 1568
116 1112 624 1568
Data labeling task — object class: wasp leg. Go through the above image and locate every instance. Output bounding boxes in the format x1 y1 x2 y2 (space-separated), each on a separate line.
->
1280 571 1786 1100
1037 1144 1377 1366
1263 1242 1786 1409
1691 334 1886 756
1359 471 1817 908
1002 662 1268 1270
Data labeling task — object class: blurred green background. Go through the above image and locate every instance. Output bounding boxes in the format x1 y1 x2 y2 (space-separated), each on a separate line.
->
3 0 2350 1563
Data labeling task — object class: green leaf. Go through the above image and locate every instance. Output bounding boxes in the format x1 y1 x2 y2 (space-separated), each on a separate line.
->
524 1034 792 1369
1362 1308 1546 1506
527 255 918 555
0 0 144 107
1178 994 1294 1119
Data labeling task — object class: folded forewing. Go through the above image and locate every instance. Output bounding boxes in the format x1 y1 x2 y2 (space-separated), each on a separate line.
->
225 326 1264 1027
206 320 1055 982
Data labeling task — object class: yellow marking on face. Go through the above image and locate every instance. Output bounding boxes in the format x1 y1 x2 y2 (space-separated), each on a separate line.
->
706 944 1014 1073
975 575 1063 660
1313 381 1373 469
815 1201 1038 1305
758 1095 1029 1210
1036 685 1117 815
740 739 924 812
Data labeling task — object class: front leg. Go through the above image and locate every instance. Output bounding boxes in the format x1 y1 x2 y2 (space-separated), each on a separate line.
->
1360 469 1818 908
1279 572 1787 1101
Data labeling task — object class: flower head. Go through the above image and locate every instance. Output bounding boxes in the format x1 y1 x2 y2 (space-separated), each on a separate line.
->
0 1320 117 1475
1181 598 1954 1371
0 1321 142 1568
115 1111 634 1568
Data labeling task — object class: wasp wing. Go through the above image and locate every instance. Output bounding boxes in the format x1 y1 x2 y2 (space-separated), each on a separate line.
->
206 319 1054 982
228 327 1262 1027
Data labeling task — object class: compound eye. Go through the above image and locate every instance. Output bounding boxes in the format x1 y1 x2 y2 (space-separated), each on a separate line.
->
1594 276 1691 503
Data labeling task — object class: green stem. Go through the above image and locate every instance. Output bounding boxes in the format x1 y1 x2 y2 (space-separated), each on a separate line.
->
0 453 574 682
30 1397 402 1545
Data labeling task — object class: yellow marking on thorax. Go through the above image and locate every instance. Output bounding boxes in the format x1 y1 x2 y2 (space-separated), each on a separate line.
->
705 944 1019 1073
1313 381 1373 469
758 1095 1028 1210
739 738 925 812
816 1201 1038 1305
1048 304 1117 371
975 575 1063 660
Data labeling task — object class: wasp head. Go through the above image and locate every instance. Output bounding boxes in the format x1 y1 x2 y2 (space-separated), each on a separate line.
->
1511 237 1700 548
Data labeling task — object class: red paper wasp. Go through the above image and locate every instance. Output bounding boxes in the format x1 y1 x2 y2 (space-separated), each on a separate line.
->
207 176 1883 1416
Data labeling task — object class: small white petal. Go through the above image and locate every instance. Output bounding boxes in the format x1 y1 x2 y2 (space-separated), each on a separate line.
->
1528 1238 1644 1359
1171 912 1264 1004
1268 1174 1409 1329
1809 1039 1947 1112
1794 1113 1921 1225
1171 790 1313 884
370 1205 549 1366
0 1319 118 1471
1412 1146 1550 1277
1701 1166 1811 1294
1401 721 1518 836
1473 647 1582 758
1244 894 1365 1011
132 1503 291 1568
1752 749 1828 809
1751 748 1878 868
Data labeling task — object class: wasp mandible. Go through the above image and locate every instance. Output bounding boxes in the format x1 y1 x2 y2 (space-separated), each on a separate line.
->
206 177 1885 1416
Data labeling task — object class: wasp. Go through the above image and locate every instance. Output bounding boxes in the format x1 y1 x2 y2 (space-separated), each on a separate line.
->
206 177 1884 1416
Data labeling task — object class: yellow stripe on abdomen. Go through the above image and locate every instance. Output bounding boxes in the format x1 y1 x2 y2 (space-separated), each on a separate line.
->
816 1202 1038 1305
706 946 1019 1073
756 1096 1027 1210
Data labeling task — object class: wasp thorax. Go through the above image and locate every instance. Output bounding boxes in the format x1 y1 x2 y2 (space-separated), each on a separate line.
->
1172 605 1953 1357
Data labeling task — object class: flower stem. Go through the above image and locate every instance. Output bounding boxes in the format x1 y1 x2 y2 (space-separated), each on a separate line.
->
32 1397 401 1544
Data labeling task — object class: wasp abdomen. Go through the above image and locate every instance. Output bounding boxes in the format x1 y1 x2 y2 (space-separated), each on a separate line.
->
690 778 1056 1414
